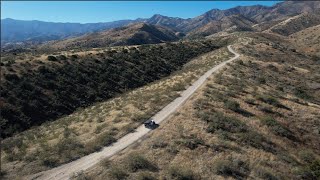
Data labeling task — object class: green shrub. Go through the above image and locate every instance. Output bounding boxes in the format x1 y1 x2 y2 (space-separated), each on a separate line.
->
245 98 256 105
176 135 204 150
255 168 278 180
151 139 168 149
260 116 294 139
256 95 286 109
204 112 247 133
215 158 250 179
47 55 57 61
224 100 240 112
96 131 117 147
167 165 196 180
237 131 275 152
71 54 78 59
58 55 67 60
299 150 316 164
109 166 128 180
258 77 266 84
296 160 320 179
136 172 156 180
294 88 311 100
42 157 59 168
125 154 157 172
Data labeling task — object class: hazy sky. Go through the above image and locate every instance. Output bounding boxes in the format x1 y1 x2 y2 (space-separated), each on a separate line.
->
1 1 280 23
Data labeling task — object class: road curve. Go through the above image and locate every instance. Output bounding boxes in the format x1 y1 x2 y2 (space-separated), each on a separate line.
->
29 45 240 180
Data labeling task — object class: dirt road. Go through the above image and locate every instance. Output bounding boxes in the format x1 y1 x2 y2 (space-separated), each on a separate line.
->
29 45 240 180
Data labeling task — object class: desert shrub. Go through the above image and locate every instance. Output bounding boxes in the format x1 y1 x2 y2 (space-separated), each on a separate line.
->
260 116 294 139
125 154 157 172
96 131 117 147
70 54 78 59
100 158 111 167
42 157 59 168
109 166 128 180
5 59 16 66
258 105 275 114
245 98 256 105
255 168 278 180
237 131 275 152
151 139 168 149
294 88 311 100
176 135 204 150
4 74 20 81
132 113 151 123
299 150 316 164
47 55 57 61
224 100 240 112
167 165 196 180
258 77 266 84
135 172 156 180
277 153 299 165
0 170 7 178
296 160 320 180
58 55 67 60
203 112 247 133
256 95 287 109
215 158 250 179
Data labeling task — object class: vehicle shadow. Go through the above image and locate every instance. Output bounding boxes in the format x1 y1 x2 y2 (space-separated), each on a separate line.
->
145 124 159 130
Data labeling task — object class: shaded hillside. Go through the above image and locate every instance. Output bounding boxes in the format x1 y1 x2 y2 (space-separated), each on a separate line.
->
40 23 179 50
82 32 320 180
0 40 222 138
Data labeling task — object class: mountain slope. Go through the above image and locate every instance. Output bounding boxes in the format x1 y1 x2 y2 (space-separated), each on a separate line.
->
265 12 320 36
188 14 255 38
289 24 320 56
0 18 143 45
80 32 320 180
40 23 179 50
2 1 320 46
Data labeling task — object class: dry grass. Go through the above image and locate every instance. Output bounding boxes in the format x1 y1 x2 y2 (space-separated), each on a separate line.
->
1 45 232 179
78 33 320 180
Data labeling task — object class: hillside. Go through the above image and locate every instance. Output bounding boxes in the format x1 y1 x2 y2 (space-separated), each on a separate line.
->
265 12 320 36
1 1 320 179
289 24 320 56
39 23 180 50
77 32 320 180
0 39 225 138
1 38 234 179
188 14 255 38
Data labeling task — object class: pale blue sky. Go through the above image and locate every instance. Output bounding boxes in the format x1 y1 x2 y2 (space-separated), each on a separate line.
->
1 1 280 23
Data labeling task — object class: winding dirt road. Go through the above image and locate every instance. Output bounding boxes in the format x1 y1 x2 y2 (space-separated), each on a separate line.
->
29 45 240 180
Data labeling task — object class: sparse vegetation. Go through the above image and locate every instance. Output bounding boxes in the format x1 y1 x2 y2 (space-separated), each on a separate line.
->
78 32 320 180
167 165 197 180
214 158 250 179
125 154 157 172
1 40 221 138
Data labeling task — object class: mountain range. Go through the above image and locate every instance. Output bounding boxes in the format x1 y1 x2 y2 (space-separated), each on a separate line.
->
1 1 320 48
